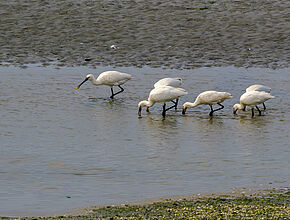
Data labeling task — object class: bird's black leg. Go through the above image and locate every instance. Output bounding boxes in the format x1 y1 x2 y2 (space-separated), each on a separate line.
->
256 105 262 116
110 85 125 99
165 104 176 111
242 106 246 111
209 103 224 116
161 102 176 117
251 108 255 117
209 105 214 116
171 98 179 110
162 103 166 117
110 88 114 99
213 103 224 113
263 103 266 110
175 98 179 110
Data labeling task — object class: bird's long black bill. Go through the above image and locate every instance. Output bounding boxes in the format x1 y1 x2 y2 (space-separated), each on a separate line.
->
75 77 88 89
138 107 142 116
182 107 187 115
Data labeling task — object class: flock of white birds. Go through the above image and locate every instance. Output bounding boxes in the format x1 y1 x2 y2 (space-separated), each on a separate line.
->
75 71 275 118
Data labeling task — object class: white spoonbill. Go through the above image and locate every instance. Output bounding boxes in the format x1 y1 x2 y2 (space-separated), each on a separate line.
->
182 91 232 116
246 84 271 93
154 77 182 88
245 84 271 110
233 91 275 117
75 71 132 99
150 77 182 110
138 86 188 117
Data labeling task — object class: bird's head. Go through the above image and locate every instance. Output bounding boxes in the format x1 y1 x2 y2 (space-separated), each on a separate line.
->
86 74 94 80
182 102 191 115
75 74 93 90
226 93 233 99
176 78 182 82
233 104 242 114
138 101 150 116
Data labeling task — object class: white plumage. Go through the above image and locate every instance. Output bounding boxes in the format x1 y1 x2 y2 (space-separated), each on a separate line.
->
138 86 188 117
182 91 233 116
246 84 271 93
154 77 182 88
233 91 275 117
245 84 272 110
147 77 183 111
75 71 132 98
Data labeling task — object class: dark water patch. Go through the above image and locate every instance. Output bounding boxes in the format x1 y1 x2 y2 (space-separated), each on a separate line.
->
0 0 289 69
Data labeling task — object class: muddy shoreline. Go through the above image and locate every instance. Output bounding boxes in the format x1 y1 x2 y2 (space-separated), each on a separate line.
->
3 187 289 219
66 187 289 217
1 0 289 69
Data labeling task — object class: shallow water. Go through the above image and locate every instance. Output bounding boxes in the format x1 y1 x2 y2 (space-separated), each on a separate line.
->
0 65 289 216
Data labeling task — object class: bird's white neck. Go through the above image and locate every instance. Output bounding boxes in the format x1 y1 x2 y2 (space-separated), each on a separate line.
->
237 103 245 110
88 76 101 86
138 100 155 116
184 100 199 109
139 100 154 108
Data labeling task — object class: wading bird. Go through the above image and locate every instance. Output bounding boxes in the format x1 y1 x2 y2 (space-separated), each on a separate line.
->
138 86 188 117
245 84 272 110
182 91 232 116
233 91 275 117
146 77 183 111
75 71 132 99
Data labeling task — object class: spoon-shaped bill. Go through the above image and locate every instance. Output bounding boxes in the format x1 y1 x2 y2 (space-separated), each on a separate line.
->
75 77 89 90
182 107 187 115
138 106 142 116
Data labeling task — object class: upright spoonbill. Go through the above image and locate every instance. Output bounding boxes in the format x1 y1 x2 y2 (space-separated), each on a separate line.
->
233 91 275 117
75 71 132 99
182 91 232 116
245 84 271 110
138 86 188 117
154 77 182 88
151 77 182 110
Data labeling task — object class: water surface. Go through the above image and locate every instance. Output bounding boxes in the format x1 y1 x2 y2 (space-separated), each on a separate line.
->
0 65 289 216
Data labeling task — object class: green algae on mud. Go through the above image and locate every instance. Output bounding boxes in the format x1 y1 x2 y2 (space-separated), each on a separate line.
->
5 189 289 219
88 195 290 219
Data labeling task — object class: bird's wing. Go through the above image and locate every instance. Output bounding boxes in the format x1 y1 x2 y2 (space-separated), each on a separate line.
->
170 87 188 97
197 91 230 104
241 91 273 105
98 71 132 85
149 86 187 102
246 84 271 92
154 78 182 88
208 92 225 103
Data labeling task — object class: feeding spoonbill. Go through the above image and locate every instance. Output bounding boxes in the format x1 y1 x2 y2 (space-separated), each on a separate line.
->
149 77 183 111
138 86 188 117
245 84 272 110
182 91 233 116
233 91 275 117
75 71 132 99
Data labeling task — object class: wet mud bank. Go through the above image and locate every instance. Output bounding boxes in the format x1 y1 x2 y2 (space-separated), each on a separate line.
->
0 0 289 69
